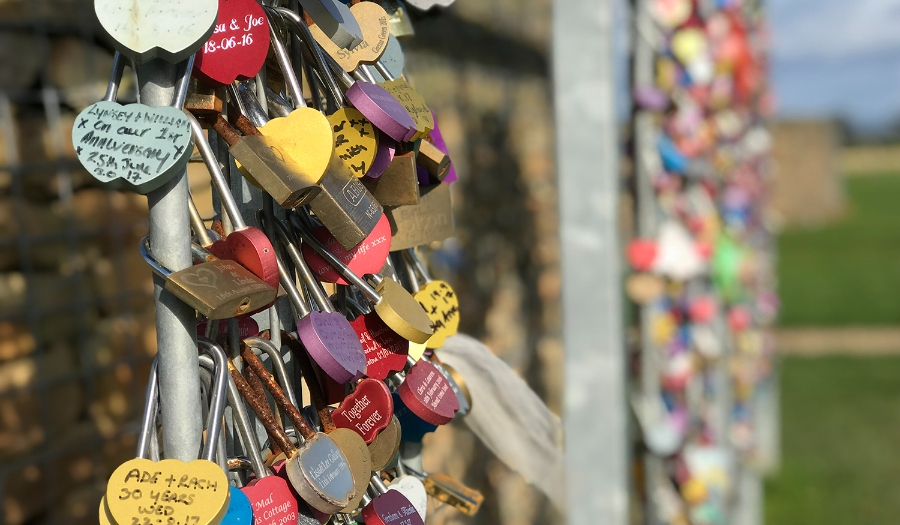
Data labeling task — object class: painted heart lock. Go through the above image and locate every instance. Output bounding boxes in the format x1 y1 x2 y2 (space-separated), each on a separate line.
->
73 101 194 194
222 486 253 524
258 108 334 185
331 378 393 443
391 392 437 442
346 81 416 142
388 476 428 520
379 78 433 141
414 280 459 349
95 0 218 63
328 107 379 178
301 214 391 285
362 487 424 525
397 359 459 425
310 2 390 72
208 229 280 290
350 312 408 380
242 476 298 525
104 458 230 525
195 0 271 85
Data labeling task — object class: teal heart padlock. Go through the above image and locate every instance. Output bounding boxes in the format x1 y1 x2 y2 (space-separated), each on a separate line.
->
72 52 194 194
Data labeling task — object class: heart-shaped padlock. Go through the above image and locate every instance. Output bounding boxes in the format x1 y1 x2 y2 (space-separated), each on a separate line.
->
73 54 194 194
95 0 218 63
301 215 392 285
195 0 271 85
350 312 409 380
331 378 393 443
328 107 379 177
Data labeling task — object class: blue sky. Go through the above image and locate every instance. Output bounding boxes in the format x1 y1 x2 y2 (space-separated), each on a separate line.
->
770 0 900 130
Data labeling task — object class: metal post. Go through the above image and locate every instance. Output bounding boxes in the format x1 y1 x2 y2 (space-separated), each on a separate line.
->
554 0 629 522
138 58 203 461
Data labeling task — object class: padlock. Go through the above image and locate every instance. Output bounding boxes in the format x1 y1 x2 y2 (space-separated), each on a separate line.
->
308 1 391 73
140 237 277 319
400 249 459 348
388 461 428 520
383 182 454 251
205 112 322 209
196 340 256 525
361 472 424 525
368 34 405 82
374 65 433 141
367 414 402 471
406 466 483 516
95 0 218 63
194 0 271 85
187 112 280 291
202 337 304 525
293 215 433 343
103 350 231 525
185 77 227 120
375 0 416 38
295 0 364 50
73 52 194 193
416 137 451 182
429 359 471 418
299 213 392 285
330 377 393 444
229 351 356 514
361 151 420 206
404 0 455 12
283 339 374 514
389 357 459 425
262 214 368 383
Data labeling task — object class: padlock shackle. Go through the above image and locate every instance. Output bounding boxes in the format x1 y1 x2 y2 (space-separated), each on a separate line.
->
374 61 394 82
271 216 335 314
240 344 318 441
229 81 270 127
290 214 382 304
103 52 127 103
256 209 314 319
187 194 215 247
282 333 337 433
197 337 229 462
186 112 249 231
136 358 159 459
272 7 345 105
140 236 172 278
228 358 298 455
267 17 307 109
217 359 271 478
243 336 300 409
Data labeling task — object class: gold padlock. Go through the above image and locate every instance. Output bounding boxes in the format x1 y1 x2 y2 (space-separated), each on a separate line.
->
384 182 454 251
361 151 420 206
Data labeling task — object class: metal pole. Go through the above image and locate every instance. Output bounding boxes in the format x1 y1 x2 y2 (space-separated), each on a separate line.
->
554 0 629 522
138 58 203 461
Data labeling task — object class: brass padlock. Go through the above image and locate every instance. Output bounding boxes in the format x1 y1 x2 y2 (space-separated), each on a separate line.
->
384 182 454 251
184 77 225 120
206 114 321 209
361 151 420 206
140 236 277 319
308 156 384 250
416 138 450 182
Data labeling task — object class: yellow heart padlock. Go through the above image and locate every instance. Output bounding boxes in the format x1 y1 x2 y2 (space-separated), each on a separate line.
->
104 351 231 525
379 78 433 141
403 249 460 349
327 107 379 178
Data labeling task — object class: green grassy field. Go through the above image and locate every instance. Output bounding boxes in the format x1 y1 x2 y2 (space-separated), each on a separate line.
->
765 356 900 525
778 171 900 325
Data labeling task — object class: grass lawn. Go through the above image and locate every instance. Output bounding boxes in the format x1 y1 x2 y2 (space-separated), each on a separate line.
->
765 356 900 525
778 171 900 325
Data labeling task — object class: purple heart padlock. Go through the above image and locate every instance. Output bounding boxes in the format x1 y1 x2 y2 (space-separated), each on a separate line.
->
346 81 417 142
267 215 367 383
366 131 396 179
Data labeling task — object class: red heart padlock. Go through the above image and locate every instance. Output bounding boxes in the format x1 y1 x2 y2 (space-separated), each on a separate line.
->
242 476 300 525
351 313 409 380
195 0 271 85
301 214 391 285
331 378 393 443
397 360 459 425
362 489 424 525
627 239 658 272
197 317 260 338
